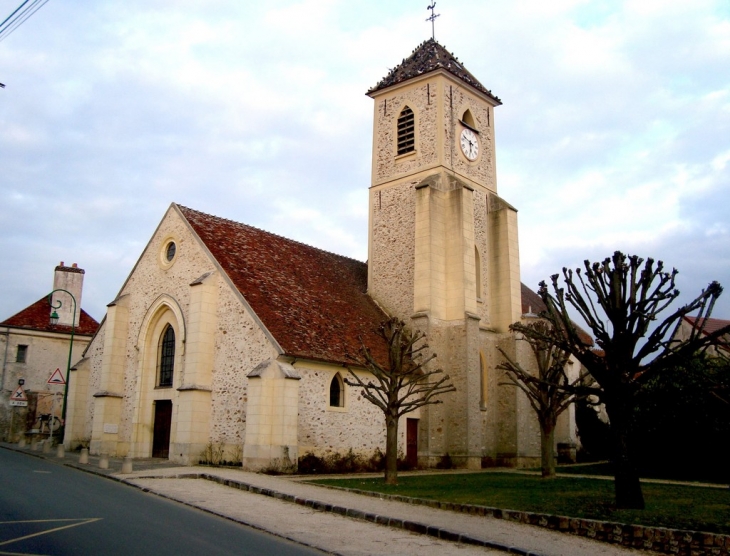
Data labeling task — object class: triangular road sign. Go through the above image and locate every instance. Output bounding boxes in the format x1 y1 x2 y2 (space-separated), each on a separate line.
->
48 368 66 385
10 385 27 402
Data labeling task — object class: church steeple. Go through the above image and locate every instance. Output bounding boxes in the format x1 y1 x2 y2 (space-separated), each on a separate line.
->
366 39 502 195
365 39 528 470
368 39 501 105
366 39 520 330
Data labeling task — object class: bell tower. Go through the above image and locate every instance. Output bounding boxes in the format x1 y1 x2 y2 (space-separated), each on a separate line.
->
367 39 521 333
366 40 524 468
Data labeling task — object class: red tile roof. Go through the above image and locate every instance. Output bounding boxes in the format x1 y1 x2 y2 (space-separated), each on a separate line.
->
1 297 99 335
178 205 390 366
368 39 501 104
520 283 546 315
683 316 730 352
684 316 730 336
179 205 572 365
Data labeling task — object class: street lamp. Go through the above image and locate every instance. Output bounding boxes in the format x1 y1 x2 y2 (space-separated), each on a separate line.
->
48 289 76 443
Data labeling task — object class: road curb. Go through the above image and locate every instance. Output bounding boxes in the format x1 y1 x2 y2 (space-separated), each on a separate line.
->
128 472 543 556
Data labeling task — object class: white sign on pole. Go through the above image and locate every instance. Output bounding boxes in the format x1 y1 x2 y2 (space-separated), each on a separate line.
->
48 368 66 385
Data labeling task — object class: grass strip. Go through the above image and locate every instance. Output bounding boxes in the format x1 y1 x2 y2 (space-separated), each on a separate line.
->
309 472 730 534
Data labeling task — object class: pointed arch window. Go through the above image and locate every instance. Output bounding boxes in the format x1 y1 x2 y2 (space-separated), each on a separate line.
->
329 373 344 407
158 325 175 387
461 108 476 130
397 106 415 155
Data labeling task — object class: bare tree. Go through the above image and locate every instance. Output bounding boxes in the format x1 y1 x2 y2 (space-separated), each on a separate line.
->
498 320 590 478
516 252 730 508
345 318 455 485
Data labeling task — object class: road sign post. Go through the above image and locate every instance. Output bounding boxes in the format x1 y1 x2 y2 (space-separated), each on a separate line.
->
9 385 28 407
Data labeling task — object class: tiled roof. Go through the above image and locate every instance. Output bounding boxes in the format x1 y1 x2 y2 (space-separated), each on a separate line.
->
368 39 501 104
179 206 575 365
178 205 390 366
0 297 99 335
521 283 546 315
684 316 730 337
683 317 730 352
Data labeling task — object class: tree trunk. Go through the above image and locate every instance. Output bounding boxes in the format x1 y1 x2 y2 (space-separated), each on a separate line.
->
606 399 645 509
540 419 556 479
384 415 399 485
612 427 644 509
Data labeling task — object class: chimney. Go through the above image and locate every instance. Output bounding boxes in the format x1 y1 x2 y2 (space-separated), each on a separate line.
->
51 262 85 327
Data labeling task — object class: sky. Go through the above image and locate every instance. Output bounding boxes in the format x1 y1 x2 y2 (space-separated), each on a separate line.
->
1 0 729 326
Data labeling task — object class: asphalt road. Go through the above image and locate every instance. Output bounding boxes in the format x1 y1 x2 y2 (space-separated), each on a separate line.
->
0 449 326 555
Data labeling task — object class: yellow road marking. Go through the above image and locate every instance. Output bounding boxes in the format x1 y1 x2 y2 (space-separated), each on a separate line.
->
0 518 102 547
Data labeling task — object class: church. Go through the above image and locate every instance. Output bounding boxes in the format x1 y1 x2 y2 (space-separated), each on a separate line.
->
66 39 579 469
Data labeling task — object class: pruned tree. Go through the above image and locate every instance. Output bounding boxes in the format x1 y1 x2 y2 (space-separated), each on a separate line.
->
345 318 456 485
497 320 590 478
513 251 730 508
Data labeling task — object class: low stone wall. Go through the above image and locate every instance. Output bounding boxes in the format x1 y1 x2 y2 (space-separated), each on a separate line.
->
335 487 730 556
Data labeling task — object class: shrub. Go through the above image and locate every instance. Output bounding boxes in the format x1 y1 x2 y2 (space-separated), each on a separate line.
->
296 448 401 475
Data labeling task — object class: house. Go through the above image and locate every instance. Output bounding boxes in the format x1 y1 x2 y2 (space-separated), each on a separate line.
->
674 316 730 357
65 39 580 469
0 264 99 441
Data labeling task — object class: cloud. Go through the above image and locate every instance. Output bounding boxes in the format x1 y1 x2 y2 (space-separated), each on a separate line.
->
0 0 728 326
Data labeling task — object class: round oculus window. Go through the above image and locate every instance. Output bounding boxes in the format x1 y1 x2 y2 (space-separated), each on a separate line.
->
165 241 176 262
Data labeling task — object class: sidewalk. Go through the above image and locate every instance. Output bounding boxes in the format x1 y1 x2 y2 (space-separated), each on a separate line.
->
2 442 652 556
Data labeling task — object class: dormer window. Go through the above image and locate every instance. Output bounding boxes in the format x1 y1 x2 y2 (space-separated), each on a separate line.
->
397 106 415 155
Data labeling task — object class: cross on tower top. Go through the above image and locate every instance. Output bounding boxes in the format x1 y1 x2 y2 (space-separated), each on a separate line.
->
426 2 440 40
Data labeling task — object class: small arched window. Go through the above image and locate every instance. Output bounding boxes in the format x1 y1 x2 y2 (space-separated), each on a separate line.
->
158 325 175 387
397 106 415 155
462 109 476 129
329 373 344 407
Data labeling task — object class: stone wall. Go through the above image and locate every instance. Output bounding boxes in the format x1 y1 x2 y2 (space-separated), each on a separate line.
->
440 82 497 191
372 83 438 186
368 179 417 320
296 362 406 458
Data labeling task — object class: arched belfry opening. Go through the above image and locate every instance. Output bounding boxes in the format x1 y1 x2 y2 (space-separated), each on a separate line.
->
461 108 476 129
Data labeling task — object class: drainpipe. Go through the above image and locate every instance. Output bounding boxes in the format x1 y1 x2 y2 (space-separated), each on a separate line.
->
1 327 9 394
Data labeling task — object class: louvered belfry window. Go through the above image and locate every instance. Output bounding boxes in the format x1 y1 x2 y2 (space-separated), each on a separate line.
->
397 106 415 155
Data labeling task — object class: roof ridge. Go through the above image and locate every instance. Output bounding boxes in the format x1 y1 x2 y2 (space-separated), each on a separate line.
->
176 204 366 265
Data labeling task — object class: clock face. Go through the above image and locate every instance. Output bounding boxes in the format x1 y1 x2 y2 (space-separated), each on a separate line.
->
460 128 479 161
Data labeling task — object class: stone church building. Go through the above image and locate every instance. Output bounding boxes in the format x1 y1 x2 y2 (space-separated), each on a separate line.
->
66 40 579 469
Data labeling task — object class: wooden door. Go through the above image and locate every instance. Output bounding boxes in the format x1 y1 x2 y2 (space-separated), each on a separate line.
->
406 418 419 468
152 400 172 458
